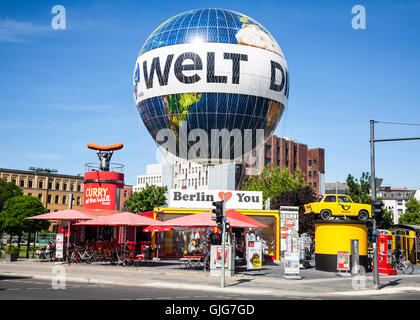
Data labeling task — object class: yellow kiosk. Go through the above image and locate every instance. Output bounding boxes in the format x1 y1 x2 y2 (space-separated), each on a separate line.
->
315 220 368 272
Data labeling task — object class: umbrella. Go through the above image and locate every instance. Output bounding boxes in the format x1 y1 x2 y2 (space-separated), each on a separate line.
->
225 209 268 228
143 225 173 232
74 211 163 226
157 211 259 228
27 209 97 221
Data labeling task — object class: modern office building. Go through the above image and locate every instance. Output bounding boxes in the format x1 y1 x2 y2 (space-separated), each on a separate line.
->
0 168 84 212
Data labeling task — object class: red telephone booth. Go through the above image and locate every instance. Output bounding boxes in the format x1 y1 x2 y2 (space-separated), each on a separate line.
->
378 234 397 275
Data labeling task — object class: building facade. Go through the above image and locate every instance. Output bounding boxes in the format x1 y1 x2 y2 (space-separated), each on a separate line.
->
237 135 325 194
377 187 417 224
0 168 84 212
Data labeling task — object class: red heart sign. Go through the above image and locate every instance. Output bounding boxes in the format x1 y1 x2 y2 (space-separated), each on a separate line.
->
218 191 232 202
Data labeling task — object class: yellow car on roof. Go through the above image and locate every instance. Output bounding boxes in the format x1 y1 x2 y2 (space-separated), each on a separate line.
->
304 194 371 221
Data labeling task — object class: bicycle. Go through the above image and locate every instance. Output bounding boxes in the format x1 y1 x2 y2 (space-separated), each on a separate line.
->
392 249 414 275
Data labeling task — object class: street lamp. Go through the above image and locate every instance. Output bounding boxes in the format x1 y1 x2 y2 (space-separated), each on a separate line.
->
369 120 420 290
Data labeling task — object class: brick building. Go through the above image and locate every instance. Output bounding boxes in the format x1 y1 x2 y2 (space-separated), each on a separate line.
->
236 136 325 195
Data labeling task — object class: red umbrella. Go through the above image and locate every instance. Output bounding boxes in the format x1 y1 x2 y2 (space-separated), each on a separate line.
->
27 209 97 221
74 211 163 227
225 209 268 228
158 211 259 228
143 225 173 232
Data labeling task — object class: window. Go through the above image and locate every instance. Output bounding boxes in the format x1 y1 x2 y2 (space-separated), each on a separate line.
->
56 183 60 190
55 195 60 204
71 184 74 191
39 181 43 189
313 182 317 188
62 195 66 205
63 183 67 191
28 180 33 188
308 172 312 178
77 197 81 205
265 158 271 166
47 195 52 204
48 182 52 189
324 195 336 202
316 195 323 202
38 193 43 201
20 179 25 187
313 159 317 165
265 145 271 151
313 171 317 177
338 196 352 203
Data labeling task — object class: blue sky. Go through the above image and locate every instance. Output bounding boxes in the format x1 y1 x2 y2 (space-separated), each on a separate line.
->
0 0 419 189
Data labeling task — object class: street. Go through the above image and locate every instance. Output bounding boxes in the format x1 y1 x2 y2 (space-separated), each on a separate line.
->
2 274 420 300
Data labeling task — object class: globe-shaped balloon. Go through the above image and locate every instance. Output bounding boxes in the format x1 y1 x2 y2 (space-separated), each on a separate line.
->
133 8 289 164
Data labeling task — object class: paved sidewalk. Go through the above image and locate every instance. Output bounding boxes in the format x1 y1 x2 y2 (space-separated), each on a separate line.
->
1 259 420 298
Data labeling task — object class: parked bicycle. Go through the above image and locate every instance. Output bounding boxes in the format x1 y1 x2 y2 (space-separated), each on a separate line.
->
392 249 414 275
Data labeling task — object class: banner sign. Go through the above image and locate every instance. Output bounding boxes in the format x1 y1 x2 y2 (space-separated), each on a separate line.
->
246 240 262 270
280 206 299 252
284 252 300 274
169 189 262 210
337 251 350 271
134 42 288 105
84 184 116 209
55 233 64 259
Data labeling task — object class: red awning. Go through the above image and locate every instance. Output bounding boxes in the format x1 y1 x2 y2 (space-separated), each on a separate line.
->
78 209 120 217
143 225 173 232
74 211 163 227
26 209 96 221
157 211 259 228
225 209 268 228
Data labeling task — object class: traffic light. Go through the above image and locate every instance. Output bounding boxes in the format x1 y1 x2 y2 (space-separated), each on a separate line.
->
212 200 224 225
372 200 384 220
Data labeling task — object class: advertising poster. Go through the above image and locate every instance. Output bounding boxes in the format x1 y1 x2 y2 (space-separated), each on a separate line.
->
216 247 228 268
337 251 350 271
284 252 300 274
55 233 64 259
280 206 299 253
246 241 262 270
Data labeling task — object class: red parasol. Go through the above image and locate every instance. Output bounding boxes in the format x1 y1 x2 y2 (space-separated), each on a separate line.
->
26 209 96 221
225 209 268 228
74 211 163 227
157 211 259 228
143 225 173 232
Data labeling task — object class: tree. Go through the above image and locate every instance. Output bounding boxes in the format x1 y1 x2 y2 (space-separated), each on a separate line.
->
0 179 23 212
241 165 306 205
123 185 168 213
0 195 48 255
271 186 317 234
380 208 394 229
345 172 371 204
398 198 420 225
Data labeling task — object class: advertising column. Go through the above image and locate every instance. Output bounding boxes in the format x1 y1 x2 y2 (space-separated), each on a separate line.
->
280 206 300 279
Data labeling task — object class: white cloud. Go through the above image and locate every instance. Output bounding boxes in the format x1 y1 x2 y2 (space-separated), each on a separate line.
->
0 18 50 43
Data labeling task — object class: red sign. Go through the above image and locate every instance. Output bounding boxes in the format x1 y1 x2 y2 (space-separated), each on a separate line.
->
83 171 124 210
284 218 295 228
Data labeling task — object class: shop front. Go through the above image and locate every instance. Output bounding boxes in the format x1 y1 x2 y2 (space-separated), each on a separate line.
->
390 224 420 265
151 208 280 261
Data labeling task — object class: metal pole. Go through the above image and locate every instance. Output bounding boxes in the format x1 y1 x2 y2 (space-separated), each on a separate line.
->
221 194 226 288
370 120 380 290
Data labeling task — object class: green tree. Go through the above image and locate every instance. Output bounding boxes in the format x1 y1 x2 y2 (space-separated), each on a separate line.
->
398 198 420 225
0 195 48 255
345 172 371 204
241 165 306 204
380 208 394 229
271 185 317 234
0 179 23 212
123 185 168 213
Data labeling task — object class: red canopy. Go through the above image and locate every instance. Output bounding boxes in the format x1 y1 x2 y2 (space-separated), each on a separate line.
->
143 225 173 232
158 211 259 228
27 209 97 221
225 209 268 228
74 211 163 227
